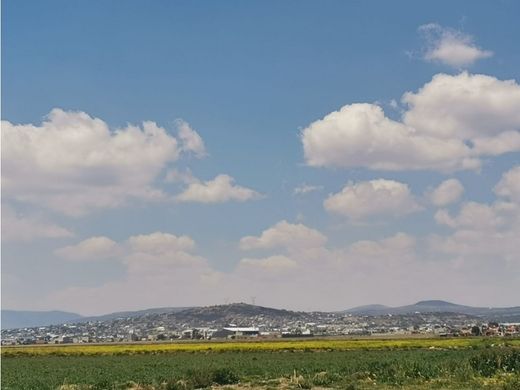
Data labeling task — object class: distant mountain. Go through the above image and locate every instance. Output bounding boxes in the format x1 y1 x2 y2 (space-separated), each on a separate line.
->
166 303 311 324
1 307 191 329
1 303 317 331
1 310 83 329
344 300 520 321
5 300 520 330
79 307 191 323
345 304 390 315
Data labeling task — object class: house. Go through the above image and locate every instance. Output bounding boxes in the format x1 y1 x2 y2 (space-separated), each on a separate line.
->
213 327 259 339
58 335 73 344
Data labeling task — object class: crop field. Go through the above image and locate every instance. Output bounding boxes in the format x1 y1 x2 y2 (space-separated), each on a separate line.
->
2 337 520 389
4 336 520 357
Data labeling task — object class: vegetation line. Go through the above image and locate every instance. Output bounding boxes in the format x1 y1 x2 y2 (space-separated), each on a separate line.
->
3 337 520 357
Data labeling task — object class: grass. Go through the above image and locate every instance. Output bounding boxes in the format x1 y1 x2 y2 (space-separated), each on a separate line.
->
2 337 520 389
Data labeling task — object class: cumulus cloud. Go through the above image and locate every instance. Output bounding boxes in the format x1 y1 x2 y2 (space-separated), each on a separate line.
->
54 231 202 265
419 23 493 68
347 233 416 265
402 73 520 141
240 220 327 251
429 179 464 207
302 103 477 171
431 203 519 265
127 232 195 255
302 73 520 172
293 184 323 195
494 166 520 203
123 248 206 273
324 179 421 220
238 255 297 274
164 168 198 184
431 167 520 267
123 232 208 274
176 174 261 203
47 231 221 313
55 236 120 261
176 120 207 158
30 212 520 313
2 206 74 242
434 202 510 230
232 227 437 310
1 109 201 216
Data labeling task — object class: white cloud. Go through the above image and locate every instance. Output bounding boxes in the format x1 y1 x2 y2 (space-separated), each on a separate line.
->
231 230 442 311
494 166 520 203
302 73 520 172
419 23 493 68
431 226 519 260
54 231 201 265
302 103 477 171
127 232 195 255
164 168 198 184
430 202 520 271
55 236 120 261
429 179 464 207
1 206 74 242
123 249 207 272
168 171 261 203
402 73 520 142
13 173 520 315
431 167 520 267
1 109 196 216
349 232 416 256
324 179 421 220
46 231 221 314
238 255 297 274
434 202 510 230
176 174 261 203
176 120 207 158
239 220 327 251
293 184 323 195
31 212 520 313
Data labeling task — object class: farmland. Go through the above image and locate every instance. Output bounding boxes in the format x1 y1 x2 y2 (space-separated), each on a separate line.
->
4 336 520 357
2 337 520 389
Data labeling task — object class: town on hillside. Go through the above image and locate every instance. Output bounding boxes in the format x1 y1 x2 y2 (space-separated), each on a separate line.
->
2 303 520 345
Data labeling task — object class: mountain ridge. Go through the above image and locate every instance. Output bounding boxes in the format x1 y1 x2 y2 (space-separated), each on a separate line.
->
343 300 520 320
1 310 83 329
3 300 520 329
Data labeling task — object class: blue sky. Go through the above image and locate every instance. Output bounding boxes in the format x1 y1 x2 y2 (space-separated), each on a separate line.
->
2 1 520 315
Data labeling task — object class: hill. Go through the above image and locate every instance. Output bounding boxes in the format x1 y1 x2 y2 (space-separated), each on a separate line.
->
1 307 191 329
157 303 314 326
344 300 520 321
79 307 191 323
1 310 83 329
4 300 520 329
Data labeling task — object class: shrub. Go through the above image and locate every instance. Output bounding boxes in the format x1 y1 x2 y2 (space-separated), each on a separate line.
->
501 374 520 390
311 371 335 386
211 368 239 385
469 349 520 377
502 349 520 372
164 380 192 390
92 378 112 390
185 369 213 388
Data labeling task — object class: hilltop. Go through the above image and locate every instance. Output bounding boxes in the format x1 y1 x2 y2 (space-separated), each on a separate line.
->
3 300 520 330
344 300 520 321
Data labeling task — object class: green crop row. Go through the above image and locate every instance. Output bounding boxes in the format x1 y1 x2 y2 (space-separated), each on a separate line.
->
2 345 520 389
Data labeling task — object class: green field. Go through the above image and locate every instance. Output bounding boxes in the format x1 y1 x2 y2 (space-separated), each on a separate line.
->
2 338 520 389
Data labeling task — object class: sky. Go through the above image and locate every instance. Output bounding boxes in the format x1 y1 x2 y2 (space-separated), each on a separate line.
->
2 0 520 316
